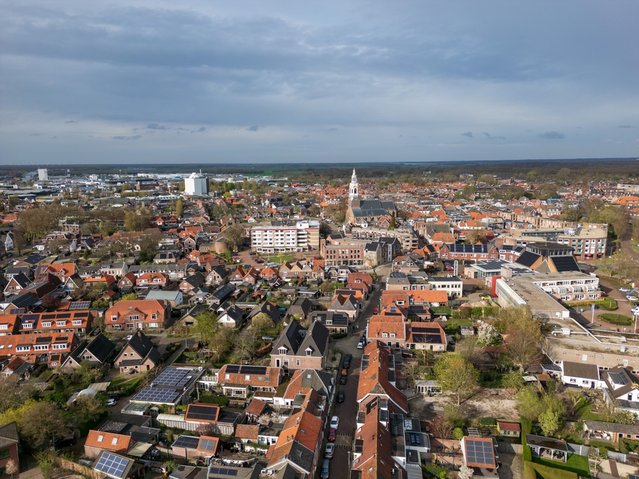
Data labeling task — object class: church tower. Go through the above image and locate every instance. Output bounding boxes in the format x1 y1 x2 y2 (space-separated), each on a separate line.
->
349 168 359 203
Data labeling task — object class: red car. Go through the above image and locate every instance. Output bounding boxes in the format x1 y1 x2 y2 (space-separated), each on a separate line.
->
328 428 337 442
373 307 379 314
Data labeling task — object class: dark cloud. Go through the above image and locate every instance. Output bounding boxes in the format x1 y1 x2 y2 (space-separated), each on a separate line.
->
246 125 259 132
538 131 565 140
482 132 506 140
461 131 473 138
112 135 142 140
146 123 168 130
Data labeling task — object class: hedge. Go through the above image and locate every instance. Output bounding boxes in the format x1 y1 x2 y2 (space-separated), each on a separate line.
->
599 313 633 326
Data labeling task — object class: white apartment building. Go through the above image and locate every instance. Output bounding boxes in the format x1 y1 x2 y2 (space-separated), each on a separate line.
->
251 220 320 254
184 172 208 196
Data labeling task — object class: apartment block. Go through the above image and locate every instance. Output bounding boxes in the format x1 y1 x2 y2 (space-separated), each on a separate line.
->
250 220 320 254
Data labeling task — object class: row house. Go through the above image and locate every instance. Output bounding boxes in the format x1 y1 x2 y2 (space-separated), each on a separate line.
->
34 262 78 282
61 333 116 370
381 290 449 312
264 391 325 478
104 299 170 331
217 364 282 400
438 243 499 262
320 238 367 267
0 332 78 367
278 261 318 282
16 310 93 336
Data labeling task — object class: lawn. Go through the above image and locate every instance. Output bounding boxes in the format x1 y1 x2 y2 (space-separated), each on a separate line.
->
532 453 590 477
263 253 296 264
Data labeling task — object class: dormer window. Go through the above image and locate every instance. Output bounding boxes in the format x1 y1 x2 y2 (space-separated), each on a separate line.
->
111 437 118 445
278 347 287 355
305 347 313 356
97 435 104 443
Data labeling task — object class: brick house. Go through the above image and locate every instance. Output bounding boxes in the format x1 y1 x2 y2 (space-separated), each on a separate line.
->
0 422 19 477
113 330 160 373
104 299 170 331
270 320 329 370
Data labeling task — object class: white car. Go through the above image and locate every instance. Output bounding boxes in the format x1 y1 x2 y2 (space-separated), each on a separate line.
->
324 442 335 459
627 296 639 302
106 398 118 407
330 416 339 429
620 288 631 293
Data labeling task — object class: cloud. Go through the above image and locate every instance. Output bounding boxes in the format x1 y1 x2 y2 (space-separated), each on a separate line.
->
461 131 473 138
146 122 168 130
618 125 635 129
64 120 78 124
246 125 259 132
112 134 142 140
538 131 565 140
482 132 506 140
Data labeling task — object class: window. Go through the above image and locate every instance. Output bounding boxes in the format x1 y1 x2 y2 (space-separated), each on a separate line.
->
97 435 104 443
225 373 230 380
111 437 118 445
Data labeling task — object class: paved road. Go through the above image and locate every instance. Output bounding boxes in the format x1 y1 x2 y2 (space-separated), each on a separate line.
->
319 284 382 477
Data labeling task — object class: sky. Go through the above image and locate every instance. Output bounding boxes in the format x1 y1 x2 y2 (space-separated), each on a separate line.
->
1 0 638 165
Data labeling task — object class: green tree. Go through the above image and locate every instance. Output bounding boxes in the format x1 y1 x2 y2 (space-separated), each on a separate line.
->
434 353 479 405
193 310 219 345
224 224 245 252
175 198 184 217
18 401 68 450
500 307 543 370
517 386 544 421
538 408 561 436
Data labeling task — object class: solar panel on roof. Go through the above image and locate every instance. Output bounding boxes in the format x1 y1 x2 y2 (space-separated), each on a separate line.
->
21 314 39 321
609 371 629 386
465 438 495 467
552 256 580 272
226 365 240 374
41 313 56 320
94 451 131 479
209 467 238 477
186 404 218 421
240 365 266 375
70 301 91 310
75 311 90 318
198 438 217 451
56 313 72 319
132 387 180 404
172 436 200 449
154 367 192 387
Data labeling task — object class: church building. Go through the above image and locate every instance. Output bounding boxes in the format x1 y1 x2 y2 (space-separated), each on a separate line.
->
345 169 397 227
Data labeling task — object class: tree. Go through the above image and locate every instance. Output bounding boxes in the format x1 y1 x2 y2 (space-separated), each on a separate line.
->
175 198 184 218
124 208 153 231
517 387 544 421
18 401 68 450
502 371 525 391
193 310 219 345
501 307 543 370
477 322 501 346
224 224 245 252
434 353 479 405
324 198 347 224
459 465 474 479
538 408 561 436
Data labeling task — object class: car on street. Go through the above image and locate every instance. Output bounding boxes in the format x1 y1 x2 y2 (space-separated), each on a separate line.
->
339 375 347 385
324 442 335 459
373 307 379 314
340 367 349 377
342 354 352 369
620 288 631 293
320 458 330 479
328 428 337 442
336 391 345 403
106 398 118 407
357 336 366 349
330 416 339 429
628 296 639 302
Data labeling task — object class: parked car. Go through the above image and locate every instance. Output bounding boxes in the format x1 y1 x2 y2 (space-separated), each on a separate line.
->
340 367 349 377
330 416 339 429
627 295 639 302
325 442 335 459
339 375 347 385
328 428 337 442
373 307 379 314
342 354 352 369
336 391 345 403
320 458 331 479
106 398 118 407
357 336 366 349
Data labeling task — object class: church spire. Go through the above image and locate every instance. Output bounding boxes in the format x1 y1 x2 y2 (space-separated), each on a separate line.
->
349 168 359 202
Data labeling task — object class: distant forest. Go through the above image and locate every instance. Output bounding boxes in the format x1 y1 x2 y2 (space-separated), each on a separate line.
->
2 157 639 181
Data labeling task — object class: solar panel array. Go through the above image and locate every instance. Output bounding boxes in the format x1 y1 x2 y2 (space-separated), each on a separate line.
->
172 436 200 449
154 367 192 388
208 466 238 477
609 371 629 386
224 365 267 375
465 439 495 467
94 451 131 479
186 404 219 421
70 301 92 310
132 387 180 404
198 438 217 451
